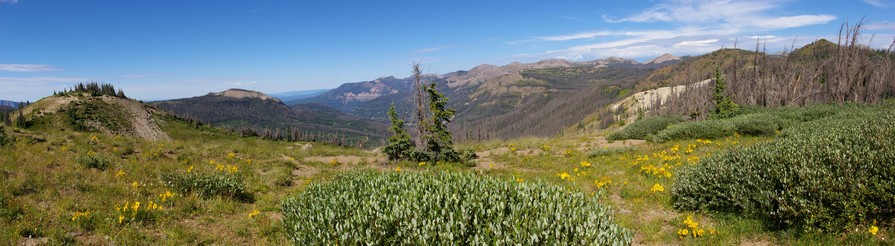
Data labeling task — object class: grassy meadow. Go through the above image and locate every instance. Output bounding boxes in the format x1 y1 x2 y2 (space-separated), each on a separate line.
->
1 104 892 245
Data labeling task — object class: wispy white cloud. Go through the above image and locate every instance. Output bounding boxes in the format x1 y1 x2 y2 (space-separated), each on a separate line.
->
120 74 160 79
0 64 58 72
536 31 613 41
862 0 890 8
250 4 267 13
225 80 257 86
555 15 580 21
865 21 895 30
0 0 19 4
414 45 452 53
673 39 719 47
0 76 92 101
519 0 839 61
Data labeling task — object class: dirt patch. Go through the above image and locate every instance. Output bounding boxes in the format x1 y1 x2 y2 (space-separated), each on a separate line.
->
515 148 543 156
302 155 386 165
291 165 319 178
19 237 49 246
738 239 774 246
577 137 645 151
476 147 510 158
472 158 505 170
102 96 170 141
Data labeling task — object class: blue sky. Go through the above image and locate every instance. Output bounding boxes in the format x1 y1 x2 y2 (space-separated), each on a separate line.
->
1 0 894 102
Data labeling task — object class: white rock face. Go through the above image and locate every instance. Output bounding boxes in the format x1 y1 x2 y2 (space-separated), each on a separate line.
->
213 89 279 102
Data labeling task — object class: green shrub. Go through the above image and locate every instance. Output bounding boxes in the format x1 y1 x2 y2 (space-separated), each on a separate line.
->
727 114 780 136
161 172 254 203
282 171 632 245
671 107 895 232
587 146 635 158
76 154 111 171
0 125 7 146
655 120 734 142
606 116 682 140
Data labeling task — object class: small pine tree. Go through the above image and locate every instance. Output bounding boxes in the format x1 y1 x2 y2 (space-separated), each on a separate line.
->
383 104 414 160
424 82 459 162
711 66 740 119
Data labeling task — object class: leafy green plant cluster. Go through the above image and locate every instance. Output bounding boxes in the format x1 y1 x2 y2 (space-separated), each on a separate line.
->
671 107 895 232
282 171 633 245
606 116 681 140
587 146 635 158
76 154 111 171
161 172 254 203
655 120 735 142
655 104 848 142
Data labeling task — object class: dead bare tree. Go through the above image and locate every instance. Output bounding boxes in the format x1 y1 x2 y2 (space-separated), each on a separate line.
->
412 63 428 148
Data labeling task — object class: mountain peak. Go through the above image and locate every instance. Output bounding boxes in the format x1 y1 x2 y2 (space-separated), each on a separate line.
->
212 89 280 102
646 53 680 64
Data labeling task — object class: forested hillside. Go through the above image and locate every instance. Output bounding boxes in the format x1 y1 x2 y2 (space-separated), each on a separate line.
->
152 89 388 147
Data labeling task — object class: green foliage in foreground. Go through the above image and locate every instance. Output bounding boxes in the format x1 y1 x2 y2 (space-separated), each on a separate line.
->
606 116 681 141
282 171 633 245
656 104 848 142
672 106 895 232
161 172 254 203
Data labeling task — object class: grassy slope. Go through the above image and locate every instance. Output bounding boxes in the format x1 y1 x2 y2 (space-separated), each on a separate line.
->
1 107 891 245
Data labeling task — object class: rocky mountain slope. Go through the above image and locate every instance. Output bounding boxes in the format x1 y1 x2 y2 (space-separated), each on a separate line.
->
295 55 679 141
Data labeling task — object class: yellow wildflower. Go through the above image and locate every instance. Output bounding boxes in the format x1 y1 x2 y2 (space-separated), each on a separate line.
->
395 166 401 172
558 172 571 180
650 183 665 193
71 211 89 221
187 165 194 172
329 159 339 165
677 229 689 239
115 170 126 178
249 210 261 218
418 162 426 166
516 177 524 183
118 215 125 224
131 181 139 189
870 225 879 235
580 161 591 168
90 135 99 142
594 177 612 188
132 201 141 211
227 152 237 159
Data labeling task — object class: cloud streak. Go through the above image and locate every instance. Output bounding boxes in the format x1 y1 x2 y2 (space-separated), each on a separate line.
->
0 64 58 72
0 0 18 4
862 0 890 8
414 45 452 53
521 0 839 61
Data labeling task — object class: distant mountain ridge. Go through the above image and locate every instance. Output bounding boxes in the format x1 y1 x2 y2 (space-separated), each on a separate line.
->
0 100 21 109
294 54 677 141
152 89 388 147
270 89 329 102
